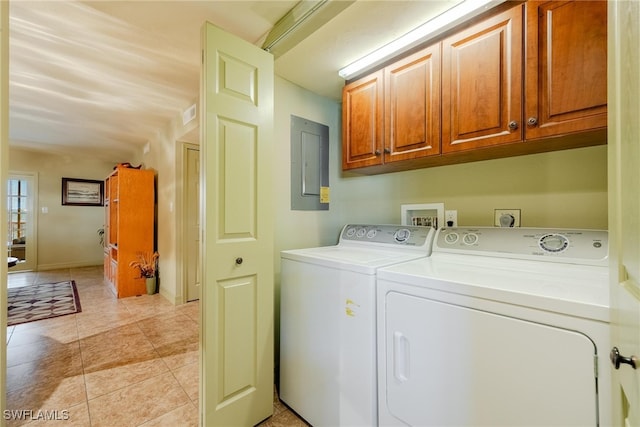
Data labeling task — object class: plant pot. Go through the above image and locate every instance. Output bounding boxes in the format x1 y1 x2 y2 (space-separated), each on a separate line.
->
145 277 156 295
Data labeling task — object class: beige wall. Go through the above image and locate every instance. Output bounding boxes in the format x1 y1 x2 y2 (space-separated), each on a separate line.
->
8 148 114 269
140 102 198 305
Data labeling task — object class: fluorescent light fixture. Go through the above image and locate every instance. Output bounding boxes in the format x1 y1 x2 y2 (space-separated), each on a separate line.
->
338 0 505 80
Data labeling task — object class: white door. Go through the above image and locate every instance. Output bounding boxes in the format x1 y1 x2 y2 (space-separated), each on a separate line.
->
608 2 640 426
200 22 274 426
185 146 200 302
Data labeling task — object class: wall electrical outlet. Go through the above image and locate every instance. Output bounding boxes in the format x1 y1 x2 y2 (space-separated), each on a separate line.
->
494 209 521 227
445 210 458 227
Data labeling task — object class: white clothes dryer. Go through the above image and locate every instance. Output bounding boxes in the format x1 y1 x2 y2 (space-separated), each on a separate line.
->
377 227 610 426
280 224 435 427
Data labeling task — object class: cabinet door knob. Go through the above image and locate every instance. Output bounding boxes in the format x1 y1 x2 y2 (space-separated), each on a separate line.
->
527 117 538 126
235 257 243 265
374 150 381 156
384 148 391 154
508 121 519 130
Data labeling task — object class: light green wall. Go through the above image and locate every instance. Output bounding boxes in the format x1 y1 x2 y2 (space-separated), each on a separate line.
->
8 148 114 270
336 145 608 229
274 77 343 254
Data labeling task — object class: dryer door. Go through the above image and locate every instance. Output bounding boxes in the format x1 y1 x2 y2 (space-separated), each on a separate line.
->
382 291 598 426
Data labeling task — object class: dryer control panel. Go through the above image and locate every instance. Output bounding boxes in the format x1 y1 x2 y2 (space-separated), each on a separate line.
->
340 224 434 249
435 227 608 265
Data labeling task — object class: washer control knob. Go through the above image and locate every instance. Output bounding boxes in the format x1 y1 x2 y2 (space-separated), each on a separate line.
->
394 228 411 243
345 226 357 238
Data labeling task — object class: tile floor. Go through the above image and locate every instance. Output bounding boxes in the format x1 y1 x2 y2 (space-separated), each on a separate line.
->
6 266 307 426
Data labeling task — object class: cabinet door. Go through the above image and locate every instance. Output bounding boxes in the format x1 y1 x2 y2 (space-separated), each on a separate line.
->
442 5 523 153
342 70 384 170
525 1 607 139
384 44 441 162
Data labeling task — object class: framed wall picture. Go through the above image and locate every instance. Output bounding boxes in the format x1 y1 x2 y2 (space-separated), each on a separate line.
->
62 178 104 206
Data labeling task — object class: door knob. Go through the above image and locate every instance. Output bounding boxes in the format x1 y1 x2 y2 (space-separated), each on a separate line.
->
235 257 243 265
508 121 518 130
527 117 538 126
610 347 637 370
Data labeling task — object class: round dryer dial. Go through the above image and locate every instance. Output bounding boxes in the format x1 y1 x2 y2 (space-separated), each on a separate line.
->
462 233 479 245
444 232 459 244
539 233 569 253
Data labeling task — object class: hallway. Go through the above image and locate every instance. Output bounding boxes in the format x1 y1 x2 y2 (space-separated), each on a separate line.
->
6 266 304 426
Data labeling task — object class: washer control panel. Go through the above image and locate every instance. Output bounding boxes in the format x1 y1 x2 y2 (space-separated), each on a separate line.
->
340 224 434 248
435 227 608 264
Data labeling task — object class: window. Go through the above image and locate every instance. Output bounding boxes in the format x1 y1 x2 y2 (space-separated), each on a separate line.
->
7 178 28 248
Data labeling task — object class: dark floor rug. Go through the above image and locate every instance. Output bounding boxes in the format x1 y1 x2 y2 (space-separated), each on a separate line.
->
7 281 82 326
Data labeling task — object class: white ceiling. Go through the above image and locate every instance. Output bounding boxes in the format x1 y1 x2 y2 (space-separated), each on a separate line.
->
9 0 460 162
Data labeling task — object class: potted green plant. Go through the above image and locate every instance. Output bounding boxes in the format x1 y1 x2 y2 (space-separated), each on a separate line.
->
129 251 159 294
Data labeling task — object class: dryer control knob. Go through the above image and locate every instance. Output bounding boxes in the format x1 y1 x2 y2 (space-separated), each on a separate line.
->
462 233 478 245
444 233 459 244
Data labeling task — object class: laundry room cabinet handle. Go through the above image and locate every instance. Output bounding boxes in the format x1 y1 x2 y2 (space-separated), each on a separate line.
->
235 257 243 265
610 346 637 370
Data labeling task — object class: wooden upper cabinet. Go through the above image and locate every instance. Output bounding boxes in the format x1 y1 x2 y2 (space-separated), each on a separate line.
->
341 1 607 173
524 1 607 139
442 5 523 154
342 70 384 170
384 45 441 162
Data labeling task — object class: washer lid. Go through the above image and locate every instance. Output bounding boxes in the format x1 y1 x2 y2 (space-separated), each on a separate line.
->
377 253 609 322
281 245 429 274
281 224 436 274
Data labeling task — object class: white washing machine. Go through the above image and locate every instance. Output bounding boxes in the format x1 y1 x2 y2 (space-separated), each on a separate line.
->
376 227 611 426
280 224 435 427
